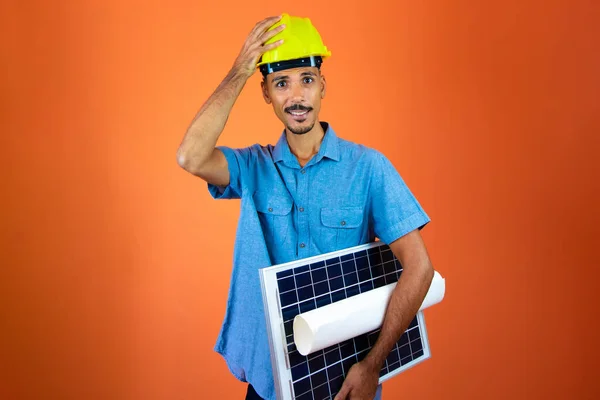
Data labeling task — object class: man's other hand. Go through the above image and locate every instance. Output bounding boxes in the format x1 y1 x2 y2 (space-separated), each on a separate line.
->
333 361 379 400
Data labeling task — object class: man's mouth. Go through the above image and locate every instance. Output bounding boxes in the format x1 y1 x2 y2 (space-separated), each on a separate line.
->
289 110 309 116
285 105 312 120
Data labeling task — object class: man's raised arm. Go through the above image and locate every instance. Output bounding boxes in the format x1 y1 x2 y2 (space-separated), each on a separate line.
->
176 15 284 186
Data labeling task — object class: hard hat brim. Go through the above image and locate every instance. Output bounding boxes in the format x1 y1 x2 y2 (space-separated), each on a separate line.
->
258 55 324 76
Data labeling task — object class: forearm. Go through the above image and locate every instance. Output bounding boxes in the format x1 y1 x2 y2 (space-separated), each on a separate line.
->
177 67 249 169
363 240 434 373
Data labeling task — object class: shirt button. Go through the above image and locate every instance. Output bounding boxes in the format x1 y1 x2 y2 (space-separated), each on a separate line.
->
341 221 346 226
301 169 306 174
268 207 273 212
299 207 304 212
299 243 306 248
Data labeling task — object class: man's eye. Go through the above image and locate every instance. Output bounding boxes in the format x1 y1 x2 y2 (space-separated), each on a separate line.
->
304 78 313 84
276 81 286 87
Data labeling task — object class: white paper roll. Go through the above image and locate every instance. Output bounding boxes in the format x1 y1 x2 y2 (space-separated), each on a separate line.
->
293 270 445 356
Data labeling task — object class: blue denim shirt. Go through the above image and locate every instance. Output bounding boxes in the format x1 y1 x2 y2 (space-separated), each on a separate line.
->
207 122 430 400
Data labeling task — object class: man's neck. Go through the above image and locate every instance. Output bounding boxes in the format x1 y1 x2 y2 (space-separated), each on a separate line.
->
286 121 326 167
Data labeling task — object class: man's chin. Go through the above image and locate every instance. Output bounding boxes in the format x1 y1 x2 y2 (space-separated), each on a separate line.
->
287 122 314 135
282 110 316 135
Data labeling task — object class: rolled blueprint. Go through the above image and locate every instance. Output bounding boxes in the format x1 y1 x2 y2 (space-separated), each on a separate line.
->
293 270 445 356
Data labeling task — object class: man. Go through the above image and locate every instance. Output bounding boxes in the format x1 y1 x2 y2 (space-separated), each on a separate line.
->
177 13 435 400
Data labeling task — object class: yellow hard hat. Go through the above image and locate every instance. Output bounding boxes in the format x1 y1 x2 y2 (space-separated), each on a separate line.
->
258 13 331 76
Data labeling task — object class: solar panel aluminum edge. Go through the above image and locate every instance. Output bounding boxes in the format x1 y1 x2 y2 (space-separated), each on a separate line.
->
379 311 431 383
259 264 288 400
259 241 430 400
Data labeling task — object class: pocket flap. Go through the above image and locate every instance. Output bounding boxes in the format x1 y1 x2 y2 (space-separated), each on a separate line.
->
321 207 364 228
253 192 293 216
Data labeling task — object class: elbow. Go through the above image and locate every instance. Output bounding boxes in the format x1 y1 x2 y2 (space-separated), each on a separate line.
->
420 253 434 275
176 147 203 175
176 149 189 170
176 147 190 170
423 259 435 284
413 252 434 284
426 262 435 281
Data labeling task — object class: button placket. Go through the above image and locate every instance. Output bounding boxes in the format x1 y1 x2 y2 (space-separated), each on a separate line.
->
297 167 309 255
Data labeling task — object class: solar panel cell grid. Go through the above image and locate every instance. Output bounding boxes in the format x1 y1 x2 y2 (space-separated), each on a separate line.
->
263 242 431 400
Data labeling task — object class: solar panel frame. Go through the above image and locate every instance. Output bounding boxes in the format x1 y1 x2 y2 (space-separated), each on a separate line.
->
259 241 432 400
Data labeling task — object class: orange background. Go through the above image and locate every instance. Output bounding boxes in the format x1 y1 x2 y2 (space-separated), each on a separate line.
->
1 0 599 399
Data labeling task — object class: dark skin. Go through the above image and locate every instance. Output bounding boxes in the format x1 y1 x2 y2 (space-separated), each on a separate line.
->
261 65 435 400
260 66 327 168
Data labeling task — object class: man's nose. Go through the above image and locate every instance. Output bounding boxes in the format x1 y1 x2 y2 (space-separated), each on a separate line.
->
290 81 304 100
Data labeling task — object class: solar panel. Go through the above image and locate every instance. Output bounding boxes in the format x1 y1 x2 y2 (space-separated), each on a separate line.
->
259 241 432 400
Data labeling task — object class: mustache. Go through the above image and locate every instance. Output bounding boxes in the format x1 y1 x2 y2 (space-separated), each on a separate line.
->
285 104 313 113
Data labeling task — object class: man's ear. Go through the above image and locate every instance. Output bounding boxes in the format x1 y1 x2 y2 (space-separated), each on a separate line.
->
320 73 327 99
261 79 272 104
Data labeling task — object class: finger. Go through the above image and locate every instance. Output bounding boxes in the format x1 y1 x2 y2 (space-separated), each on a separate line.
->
246 16 275 39
260 39 284 53
252 15 278 30
257 14 281 27
258 22 285 44
251 15 282 39
334 383 351 400
253 17 282 41
246 36 282 59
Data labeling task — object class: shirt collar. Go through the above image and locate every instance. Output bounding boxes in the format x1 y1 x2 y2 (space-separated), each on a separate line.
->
272 122 340 167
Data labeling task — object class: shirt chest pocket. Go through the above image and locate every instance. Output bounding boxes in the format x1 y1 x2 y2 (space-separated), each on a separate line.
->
253 191 293 246
319 206 365 251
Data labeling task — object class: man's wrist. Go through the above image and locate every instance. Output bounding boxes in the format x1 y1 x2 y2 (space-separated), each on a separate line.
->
362 350 386 374
228 64 252 82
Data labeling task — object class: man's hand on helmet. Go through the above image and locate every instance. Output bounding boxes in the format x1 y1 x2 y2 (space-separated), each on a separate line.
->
232 15 285 79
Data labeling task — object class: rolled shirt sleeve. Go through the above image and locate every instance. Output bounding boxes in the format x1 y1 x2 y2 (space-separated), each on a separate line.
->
207 146 253 200
369 150 431 244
